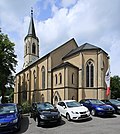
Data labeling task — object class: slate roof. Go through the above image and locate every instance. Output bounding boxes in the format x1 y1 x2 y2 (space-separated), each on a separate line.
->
27 16 36 37
24 9 38 41
52 62 79 71
63 43 107 59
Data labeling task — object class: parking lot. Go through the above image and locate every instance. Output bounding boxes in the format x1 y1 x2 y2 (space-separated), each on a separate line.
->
16 114 120 134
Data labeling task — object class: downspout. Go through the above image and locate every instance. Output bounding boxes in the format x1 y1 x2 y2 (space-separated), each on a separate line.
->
51 70 53 104
51 56 53 104
97 50 98 99
82 52 84 99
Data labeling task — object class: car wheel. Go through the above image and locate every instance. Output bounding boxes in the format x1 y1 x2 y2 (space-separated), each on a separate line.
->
91 109 96 116
36 117 40 127
66 113 71 121
15 121 21 132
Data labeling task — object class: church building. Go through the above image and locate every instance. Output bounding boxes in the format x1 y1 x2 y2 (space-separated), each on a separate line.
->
14 10 110 105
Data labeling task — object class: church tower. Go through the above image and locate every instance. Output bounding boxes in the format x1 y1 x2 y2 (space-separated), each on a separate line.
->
23 9 39 69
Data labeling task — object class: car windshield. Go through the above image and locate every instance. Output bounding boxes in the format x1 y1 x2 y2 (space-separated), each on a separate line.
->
37 103 54 111
109 99 120 105
0 105 17 115
89 99 105 105
66 101 81 108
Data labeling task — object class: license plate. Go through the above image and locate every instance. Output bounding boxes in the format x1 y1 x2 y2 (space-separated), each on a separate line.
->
81 114 87 118
107 111 112 113
50 120 57 122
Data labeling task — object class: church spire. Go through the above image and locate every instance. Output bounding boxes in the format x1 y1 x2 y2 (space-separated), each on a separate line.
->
25 8 36 39
23 8 39 69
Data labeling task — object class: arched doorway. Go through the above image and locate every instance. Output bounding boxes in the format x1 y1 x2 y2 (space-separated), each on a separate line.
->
53 91 61 105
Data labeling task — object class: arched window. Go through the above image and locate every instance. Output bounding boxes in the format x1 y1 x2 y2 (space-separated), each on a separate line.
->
55 74 57 85
33 70 36 102
22 75 27 102
86 60 94 87
32 43 36 54
55 96 58 102
41 94 44 102
27 74 29 81
33 70 36 90
72 73 74 84
41 66 45 89
59 73 62 84
26 45 27 55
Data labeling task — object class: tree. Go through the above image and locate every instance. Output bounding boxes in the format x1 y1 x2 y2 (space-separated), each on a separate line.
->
0 32 17 103
110 76 120 99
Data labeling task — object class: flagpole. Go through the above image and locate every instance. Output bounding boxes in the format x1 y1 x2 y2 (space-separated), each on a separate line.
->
105 56 110 97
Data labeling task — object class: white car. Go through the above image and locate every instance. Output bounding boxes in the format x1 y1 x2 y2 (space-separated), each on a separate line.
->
56 100 90 121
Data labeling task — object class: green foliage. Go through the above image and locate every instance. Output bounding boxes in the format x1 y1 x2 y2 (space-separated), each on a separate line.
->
21 101 31 114
5 87 14 96
110 76 120 98
0 32 17 103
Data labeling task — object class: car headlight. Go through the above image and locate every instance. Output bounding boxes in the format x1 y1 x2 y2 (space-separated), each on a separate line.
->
10 118 18 123
97 107 104 110
71 111 79 114
40 115 47 119
117 106 120 109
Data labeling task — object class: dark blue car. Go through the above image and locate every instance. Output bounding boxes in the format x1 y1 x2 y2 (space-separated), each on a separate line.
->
101 99 120 114
0 103 22 133
80 99 115 116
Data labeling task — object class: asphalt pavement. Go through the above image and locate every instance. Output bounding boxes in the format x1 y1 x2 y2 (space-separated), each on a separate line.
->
16 114 120 134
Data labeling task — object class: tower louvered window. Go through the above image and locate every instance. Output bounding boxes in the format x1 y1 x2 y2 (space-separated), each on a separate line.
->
32 43 36 54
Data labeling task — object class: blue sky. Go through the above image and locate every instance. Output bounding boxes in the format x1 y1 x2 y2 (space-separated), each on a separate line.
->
0 0 120 76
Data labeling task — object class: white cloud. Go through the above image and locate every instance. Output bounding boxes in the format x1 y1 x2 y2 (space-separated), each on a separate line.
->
109 37 120 76
61 0 78 7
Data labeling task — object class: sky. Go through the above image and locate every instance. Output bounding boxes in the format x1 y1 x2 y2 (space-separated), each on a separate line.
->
0 0 120 76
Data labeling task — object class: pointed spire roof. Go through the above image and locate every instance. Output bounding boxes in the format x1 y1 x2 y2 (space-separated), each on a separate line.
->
25 8 38 41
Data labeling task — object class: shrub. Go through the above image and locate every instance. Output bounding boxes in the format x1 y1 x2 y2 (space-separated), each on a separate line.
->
21 101 31 114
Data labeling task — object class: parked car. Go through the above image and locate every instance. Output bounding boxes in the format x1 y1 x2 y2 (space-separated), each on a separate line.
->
0 103 22 133
56 100 90 121
117 98 120 101
101 99 120 114
79 99 115 116
30 102 61 126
